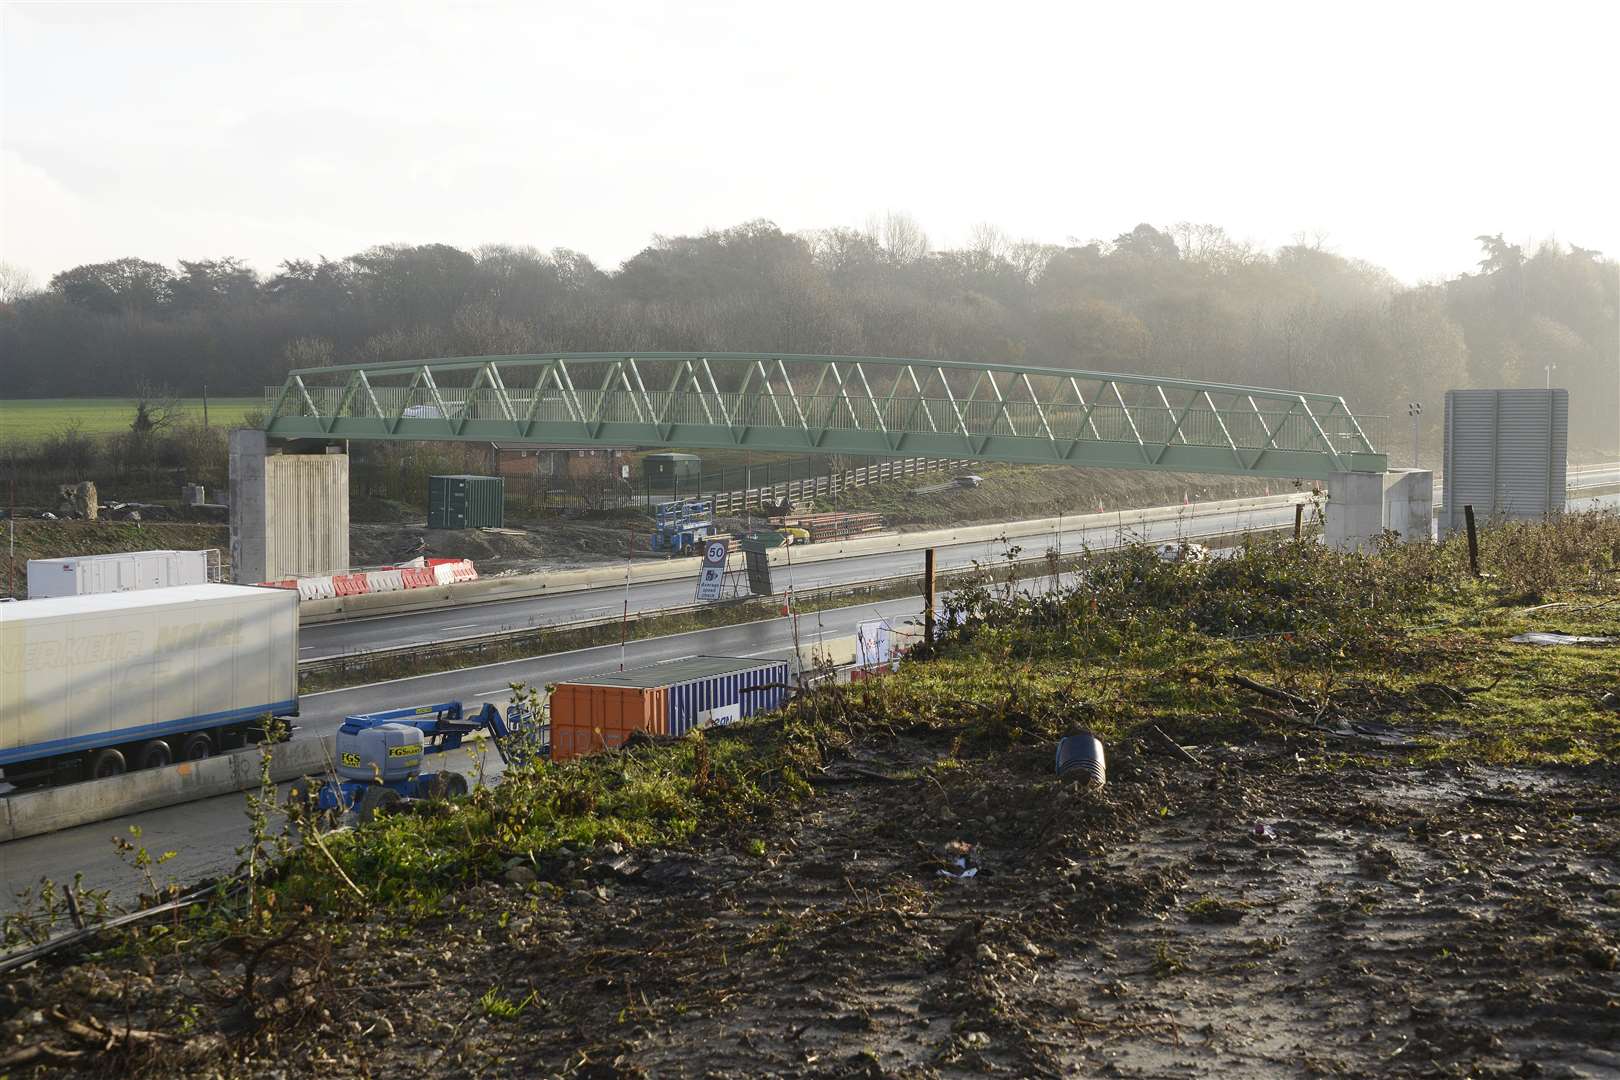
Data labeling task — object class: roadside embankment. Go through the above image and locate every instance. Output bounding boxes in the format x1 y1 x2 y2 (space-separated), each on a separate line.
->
3 510 1617 1076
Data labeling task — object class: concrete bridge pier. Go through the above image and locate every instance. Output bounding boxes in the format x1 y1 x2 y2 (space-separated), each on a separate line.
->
1325 469 1434 552
229 429 350 583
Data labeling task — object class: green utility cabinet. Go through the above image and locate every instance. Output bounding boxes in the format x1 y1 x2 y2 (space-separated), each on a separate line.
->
427 475 505 529
642 453 702 493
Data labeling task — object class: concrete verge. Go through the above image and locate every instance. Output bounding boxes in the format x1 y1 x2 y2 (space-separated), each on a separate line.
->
301 494 1306 624
0 738 335 844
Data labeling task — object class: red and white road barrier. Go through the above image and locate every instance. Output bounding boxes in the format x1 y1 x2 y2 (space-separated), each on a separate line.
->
262 558 477 599
428 558 478 585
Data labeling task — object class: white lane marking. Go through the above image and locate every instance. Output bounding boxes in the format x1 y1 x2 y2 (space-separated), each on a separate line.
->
305 516 1297 701
441 623 479 631
475 688 510 697
299 646 316 651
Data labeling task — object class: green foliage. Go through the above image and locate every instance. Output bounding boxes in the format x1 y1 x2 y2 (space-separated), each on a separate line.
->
267 715 822 915
935 532 1445 664
111 825 179 902
1465 509 1620 604
480 986 538 1020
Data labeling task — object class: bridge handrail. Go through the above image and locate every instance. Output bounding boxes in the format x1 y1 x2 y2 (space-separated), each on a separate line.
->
277 352 1362 408
262 352 1385 478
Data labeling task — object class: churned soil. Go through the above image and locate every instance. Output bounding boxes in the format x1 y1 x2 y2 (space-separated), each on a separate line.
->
5 727 1618 1078
347 520 640 574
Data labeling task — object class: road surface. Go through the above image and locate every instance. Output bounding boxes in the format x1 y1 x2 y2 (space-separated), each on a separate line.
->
301 498 1303 659
303 466 1620 661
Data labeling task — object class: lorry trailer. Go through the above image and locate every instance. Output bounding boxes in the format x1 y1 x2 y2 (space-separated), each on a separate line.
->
0 584 299 789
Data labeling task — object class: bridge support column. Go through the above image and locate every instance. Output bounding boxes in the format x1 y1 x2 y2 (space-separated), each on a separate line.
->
1382 469 1434 543
229 429 349 583
1325 472 1384 552
1325 469 1434 552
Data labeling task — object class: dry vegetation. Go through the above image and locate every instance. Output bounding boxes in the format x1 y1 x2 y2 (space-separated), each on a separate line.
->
3 513 1618 1078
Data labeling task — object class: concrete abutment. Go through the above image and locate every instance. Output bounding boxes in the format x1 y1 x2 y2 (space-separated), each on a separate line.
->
1325 469 1434 552
229 429 350 583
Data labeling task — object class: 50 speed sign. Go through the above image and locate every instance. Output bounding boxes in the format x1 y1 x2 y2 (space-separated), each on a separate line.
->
695 539 729 599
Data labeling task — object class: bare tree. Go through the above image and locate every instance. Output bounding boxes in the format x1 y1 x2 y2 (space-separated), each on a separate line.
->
0 261 36 304
1289 229 1334 253
131 382 181 436
967 222 1012 261
281 336 335 372
867 211 930 265
1169 223 1258 271
44 420 96 476
1006 240 1056 283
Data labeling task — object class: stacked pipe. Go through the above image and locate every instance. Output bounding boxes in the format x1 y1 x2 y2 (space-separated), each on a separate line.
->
766 511 886 543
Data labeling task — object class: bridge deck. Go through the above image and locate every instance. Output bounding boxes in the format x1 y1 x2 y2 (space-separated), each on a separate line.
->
264 353 1386 480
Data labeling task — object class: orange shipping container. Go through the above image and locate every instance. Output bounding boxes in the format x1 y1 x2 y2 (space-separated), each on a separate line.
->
548 683 669 761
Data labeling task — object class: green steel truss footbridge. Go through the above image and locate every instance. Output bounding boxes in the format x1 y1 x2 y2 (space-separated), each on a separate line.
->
264 353 1386 480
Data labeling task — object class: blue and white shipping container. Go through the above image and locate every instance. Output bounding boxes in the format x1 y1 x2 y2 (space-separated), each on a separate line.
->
663 658 790 735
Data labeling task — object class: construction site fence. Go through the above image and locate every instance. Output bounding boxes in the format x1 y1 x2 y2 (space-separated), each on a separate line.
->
705 457 972 515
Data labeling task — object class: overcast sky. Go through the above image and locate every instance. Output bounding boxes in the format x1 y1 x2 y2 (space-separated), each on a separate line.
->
3 1 1616 286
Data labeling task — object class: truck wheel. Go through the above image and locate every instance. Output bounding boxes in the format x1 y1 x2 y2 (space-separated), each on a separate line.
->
357 786 402 824
135 739 173 771
87 748 126 780
179 732 214 761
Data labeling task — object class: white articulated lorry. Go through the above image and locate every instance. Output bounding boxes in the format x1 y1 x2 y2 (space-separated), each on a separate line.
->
0 584 299 789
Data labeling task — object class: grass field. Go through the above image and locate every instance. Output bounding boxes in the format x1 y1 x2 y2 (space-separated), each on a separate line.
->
0 397 262 439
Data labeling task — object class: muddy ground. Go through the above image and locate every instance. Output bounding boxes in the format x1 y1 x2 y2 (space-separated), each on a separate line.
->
5 726 1616 1078
6 464 1279 589
348 520 642 574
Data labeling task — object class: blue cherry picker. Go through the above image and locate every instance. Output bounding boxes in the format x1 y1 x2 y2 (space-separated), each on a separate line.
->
307 699 545 821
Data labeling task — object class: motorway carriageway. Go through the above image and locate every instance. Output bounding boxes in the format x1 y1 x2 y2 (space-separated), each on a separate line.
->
5 487 1617 913
0 595 929 912
301 497 1307 660
303 466 1620 661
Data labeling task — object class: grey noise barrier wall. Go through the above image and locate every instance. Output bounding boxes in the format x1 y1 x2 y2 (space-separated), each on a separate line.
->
1442 388 1568 534
0 738 335 844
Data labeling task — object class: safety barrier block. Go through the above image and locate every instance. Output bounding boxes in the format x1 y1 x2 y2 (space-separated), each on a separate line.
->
296 576 336 601
402 568 435 589
365 569 406 593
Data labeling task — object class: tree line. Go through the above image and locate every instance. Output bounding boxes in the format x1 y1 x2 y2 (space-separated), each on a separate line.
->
2 219 1615 457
